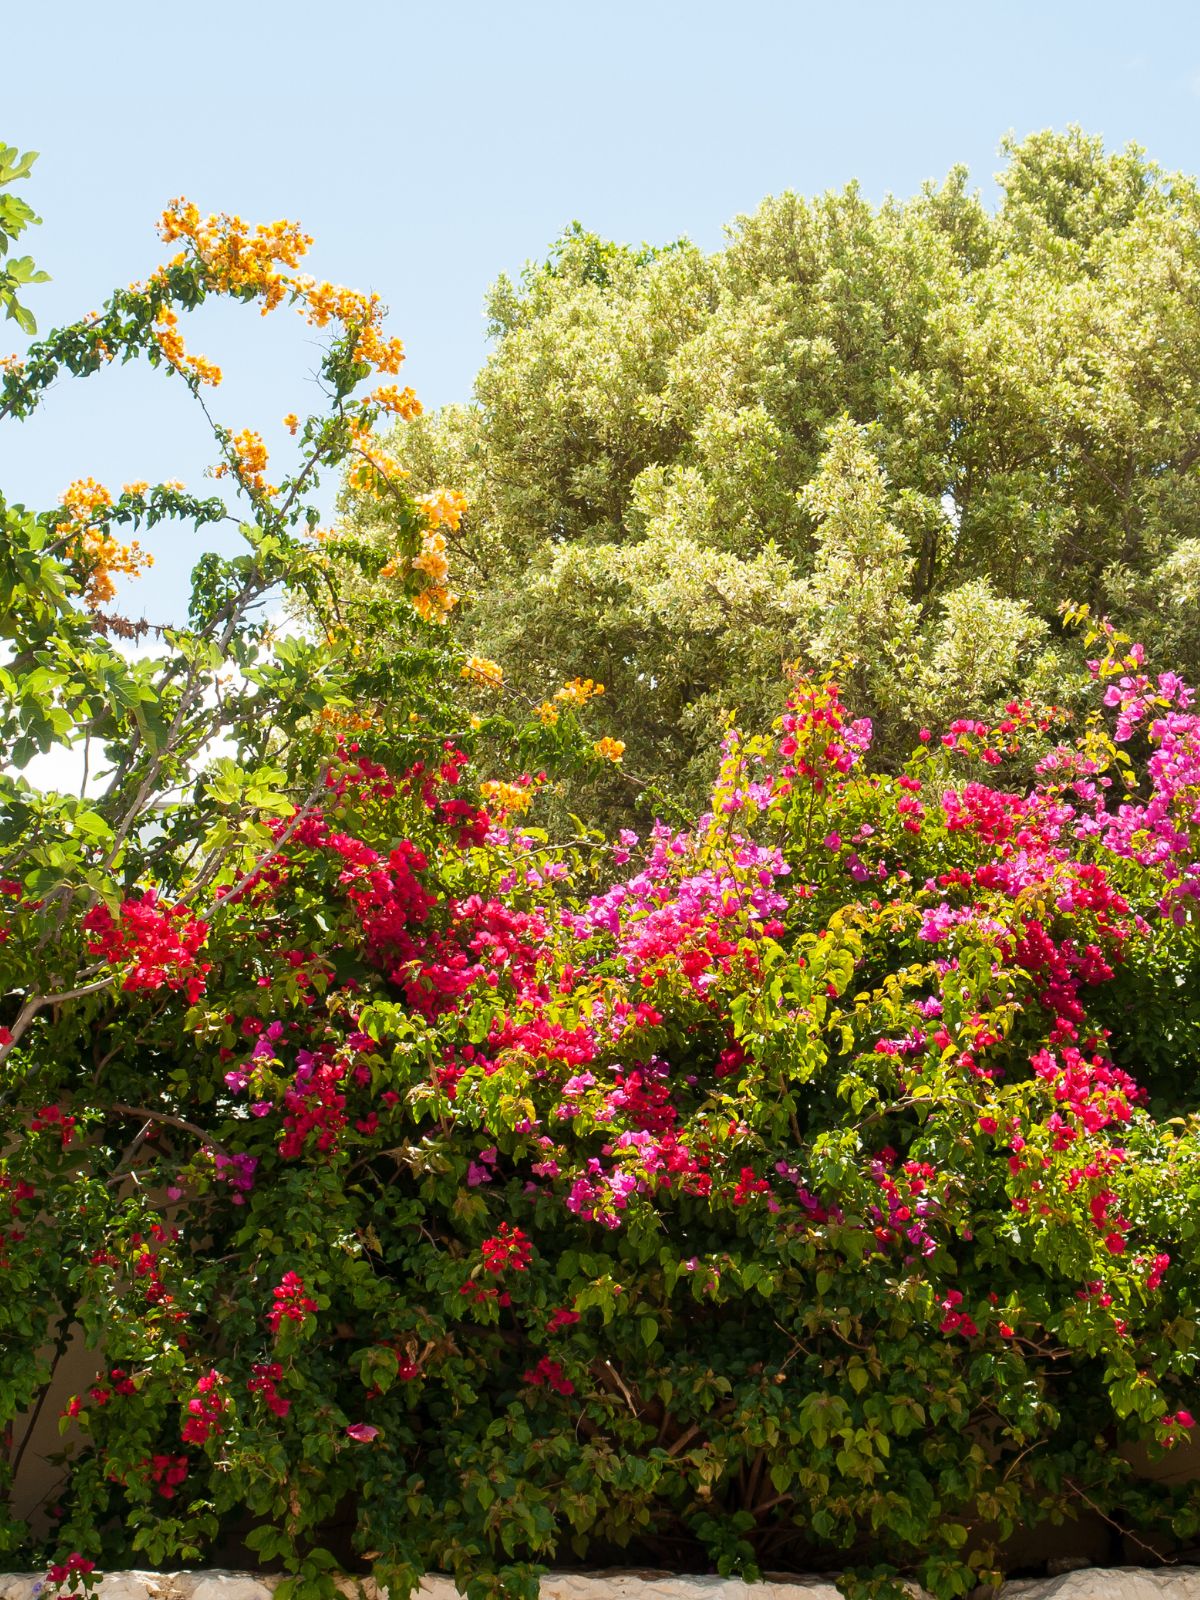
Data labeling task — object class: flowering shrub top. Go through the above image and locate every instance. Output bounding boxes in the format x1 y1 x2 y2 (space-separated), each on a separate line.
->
7 608 1200 1600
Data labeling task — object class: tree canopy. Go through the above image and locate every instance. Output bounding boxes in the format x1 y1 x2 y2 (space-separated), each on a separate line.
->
341 128 1200 823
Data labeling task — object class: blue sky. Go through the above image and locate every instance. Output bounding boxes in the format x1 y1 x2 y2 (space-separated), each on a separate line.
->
3 0 1199 621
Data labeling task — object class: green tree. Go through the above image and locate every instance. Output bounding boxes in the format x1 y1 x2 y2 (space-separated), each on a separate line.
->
340 127 1200 823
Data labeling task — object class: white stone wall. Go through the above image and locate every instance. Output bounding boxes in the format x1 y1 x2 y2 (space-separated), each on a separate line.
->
3 1570 1200 1600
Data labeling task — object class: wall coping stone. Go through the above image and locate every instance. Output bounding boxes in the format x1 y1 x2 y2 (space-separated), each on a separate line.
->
4 1570 1200 1600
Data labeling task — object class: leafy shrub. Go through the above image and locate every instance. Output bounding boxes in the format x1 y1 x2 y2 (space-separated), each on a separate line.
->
8 631 1200 1598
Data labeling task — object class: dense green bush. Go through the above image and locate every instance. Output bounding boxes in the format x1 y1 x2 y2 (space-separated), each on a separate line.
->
8 622 1200 1599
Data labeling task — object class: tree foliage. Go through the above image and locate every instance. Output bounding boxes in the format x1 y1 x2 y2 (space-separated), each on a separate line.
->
0 144 48 335
341 128 1200 823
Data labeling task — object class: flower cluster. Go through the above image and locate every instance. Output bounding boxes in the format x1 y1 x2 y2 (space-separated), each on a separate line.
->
479 1224 533 1273
213 427 271 494
54 478 152 606
266 1271 319 1332
153 304 222 386
555 677 604 707
46 1554 94 1589
158 202 313 307
155 199 451 623
247 1361 290 1418
460 656 504 690
181 1369 225 1445
81 892 210 998
146 1454 189 1500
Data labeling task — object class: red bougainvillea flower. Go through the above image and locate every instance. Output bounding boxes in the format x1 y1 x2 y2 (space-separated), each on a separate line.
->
523 1356 575 1395
147 1453 188 1499
82 890 210 998
479 1223 533 1273
247 1362 290 1418
181 1369 225 1445
266 1271 319 1332
30 1103 77 1147
46 1554 95 1586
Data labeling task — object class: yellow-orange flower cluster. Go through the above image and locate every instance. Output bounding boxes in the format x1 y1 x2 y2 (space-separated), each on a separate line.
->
376 529 457 621
368 384 423 421
158 200 413 393
460 657 505 690
55 478 153 606
346 415 410 500
389 487 468 624
283 413 299 435
347 452 410 498
317 705 378 733
295 279 407 375
417 488 468 533
153 305 222 387
536 701 560 726
555 677 605 707
411 533 448 585
213 429 271 493
158 201 313 314
57 477 112 523
480 779 533 816
411 562 457 624
154 200 468 629
593 737 626 763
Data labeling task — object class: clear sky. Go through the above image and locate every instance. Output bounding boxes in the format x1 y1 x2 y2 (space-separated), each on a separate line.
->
3 0 1199 621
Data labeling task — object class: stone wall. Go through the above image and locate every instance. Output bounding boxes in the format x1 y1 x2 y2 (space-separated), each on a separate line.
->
3 1570 1200 1600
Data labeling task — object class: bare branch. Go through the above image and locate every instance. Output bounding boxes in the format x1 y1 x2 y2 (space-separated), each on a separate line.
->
0 974 116 1070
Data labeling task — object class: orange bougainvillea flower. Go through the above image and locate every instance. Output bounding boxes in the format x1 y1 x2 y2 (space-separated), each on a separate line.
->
411 584 458 625
158 200 410 379
212 429 270 493
55 478 153 606
417 488 468 533
480 779 533 816
461 657 505 690
158 201 313 314
368 385 422 421
155 200 466 628
152 305 222 387
556 678 604 708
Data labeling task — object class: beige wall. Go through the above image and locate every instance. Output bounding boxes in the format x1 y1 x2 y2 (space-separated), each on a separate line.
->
10 1322 101 1530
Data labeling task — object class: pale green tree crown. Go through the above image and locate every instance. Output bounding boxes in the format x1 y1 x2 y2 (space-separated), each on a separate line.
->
338 127 1200 822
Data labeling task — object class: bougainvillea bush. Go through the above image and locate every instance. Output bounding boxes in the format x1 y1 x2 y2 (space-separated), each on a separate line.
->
6 166 1200 1600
